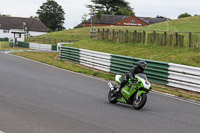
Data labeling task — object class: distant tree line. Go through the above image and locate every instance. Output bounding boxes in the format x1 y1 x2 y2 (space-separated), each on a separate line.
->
0 14 11 17
178 13 199 19
87 0 135 16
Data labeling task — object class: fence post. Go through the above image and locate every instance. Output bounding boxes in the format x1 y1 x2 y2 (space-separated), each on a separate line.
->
133 30 137 43
153 31 156 44
143 31 146 44
175 32 178 46
119 30 121 43
90 29 92 39
97 29 100 39
122 31 124 43
164 32 167 46
189 32 192 48
112 29 115 42
107 29 109 40
125 30 128 43
102 28 105 40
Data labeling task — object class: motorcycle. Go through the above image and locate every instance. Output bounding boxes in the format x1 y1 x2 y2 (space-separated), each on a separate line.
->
108 73 152 110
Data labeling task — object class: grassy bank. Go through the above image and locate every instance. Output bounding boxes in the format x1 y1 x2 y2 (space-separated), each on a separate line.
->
95 16 200 32
64 39 200 67
24 16 200 67
0 42 28 50
136 16 200 32
26 16 200 43
39 27 91 40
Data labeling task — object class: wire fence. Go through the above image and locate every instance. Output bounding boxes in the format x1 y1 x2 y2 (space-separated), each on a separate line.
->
25 36 79 44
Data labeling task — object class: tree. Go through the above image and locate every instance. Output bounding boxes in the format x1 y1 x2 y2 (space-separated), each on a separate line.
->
96 10 102 24
87 0 134 15
30 16 38 19
81 13 88 23
115 7 135 16
0 14 11 17
37 0 65 31
178 13 192 19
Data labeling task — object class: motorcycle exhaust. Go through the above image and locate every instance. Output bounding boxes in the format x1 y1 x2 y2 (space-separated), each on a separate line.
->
108 82 114 91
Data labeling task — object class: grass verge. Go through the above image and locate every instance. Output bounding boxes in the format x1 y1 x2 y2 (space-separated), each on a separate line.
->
11 51 200 102
64 39 200 67
0 41 28 50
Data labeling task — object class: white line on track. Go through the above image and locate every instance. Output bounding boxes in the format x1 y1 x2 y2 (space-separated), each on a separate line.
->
4 52 200 106
151 90 200 106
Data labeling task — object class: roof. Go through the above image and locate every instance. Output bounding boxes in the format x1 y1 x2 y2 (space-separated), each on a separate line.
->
138 17 168 24
74 14 168 28
74 23 83 28
86 14 130 24
0 16 48 32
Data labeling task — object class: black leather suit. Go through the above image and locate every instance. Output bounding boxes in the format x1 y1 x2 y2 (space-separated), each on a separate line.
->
119 65 144 89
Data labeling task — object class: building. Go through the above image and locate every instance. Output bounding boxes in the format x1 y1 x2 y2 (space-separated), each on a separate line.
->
0 16 48 42
75 14 169 28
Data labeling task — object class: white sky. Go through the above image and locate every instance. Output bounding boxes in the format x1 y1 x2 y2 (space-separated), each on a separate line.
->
0 0 200 29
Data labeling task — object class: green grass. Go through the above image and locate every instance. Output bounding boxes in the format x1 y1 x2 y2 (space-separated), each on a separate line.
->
64 39 200 67
26 16 200 45
136 16 200 32
95 16 200 32
22 15 200 67
39 27 91 40
28 16 200 41
0 41 28 50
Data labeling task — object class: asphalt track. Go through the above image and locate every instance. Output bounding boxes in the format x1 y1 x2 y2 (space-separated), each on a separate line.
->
0 52 200 133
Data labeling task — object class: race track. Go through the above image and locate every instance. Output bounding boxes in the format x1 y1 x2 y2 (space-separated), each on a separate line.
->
0 53 199 133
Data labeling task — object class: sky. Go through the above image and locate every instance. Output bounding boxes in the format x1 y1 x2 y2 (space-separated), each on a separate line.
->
0 0 200 29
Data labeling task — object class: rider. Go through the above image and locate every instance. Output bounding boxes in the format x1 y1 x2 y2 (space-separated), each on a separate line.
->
116 61 147 92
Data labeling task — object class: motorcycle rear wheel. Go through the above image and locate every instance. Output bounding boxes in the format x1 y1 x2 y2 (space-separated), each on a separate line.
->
108 90 118 104
132 93 147 110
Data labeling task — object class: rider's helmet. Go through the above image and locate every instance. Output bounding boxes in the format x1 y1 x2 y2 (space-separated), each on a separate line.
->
137 61 147 71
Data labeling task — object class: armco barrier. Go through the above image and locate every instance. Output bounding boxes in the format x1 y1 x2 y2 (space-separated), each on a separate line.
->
80 49 111 72
60 46 200 92
52 45 57 51
167 63 200 92
17 41 57 51
18 41 29 48
0 38 9 41
29 43 52 51
110 54 169 85
60 46 80 63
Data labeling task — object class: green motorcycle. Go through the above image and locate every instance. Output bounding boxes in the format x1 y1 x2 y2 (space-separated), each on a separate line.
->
108 73 152 110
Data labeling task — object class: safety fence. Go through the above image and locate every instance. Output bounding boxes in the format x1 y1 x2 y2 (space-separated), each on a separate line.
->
17 41 57 51
60 46 200 92
0 38 9 41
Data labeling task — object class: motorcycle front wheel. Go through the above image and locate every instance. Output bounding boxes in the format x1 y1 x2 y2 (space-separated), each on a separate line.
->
108 90 118 104
132 93 147 110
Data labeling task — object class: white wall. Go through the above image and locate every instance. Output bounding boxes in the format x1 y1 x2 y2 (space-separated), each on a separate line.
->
0 29 10 38
28 31 47 36
0 29 47 42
